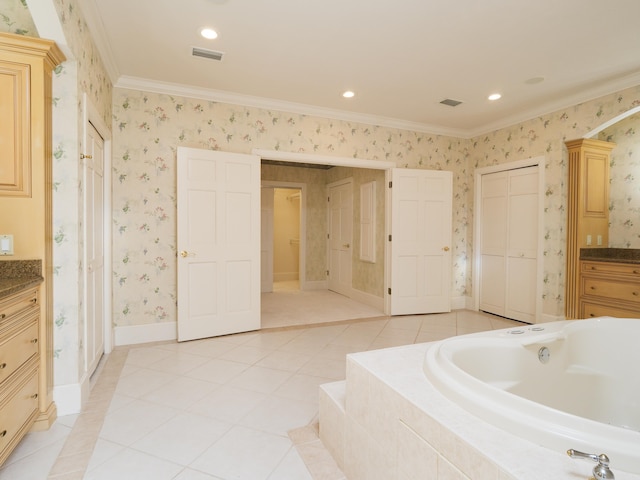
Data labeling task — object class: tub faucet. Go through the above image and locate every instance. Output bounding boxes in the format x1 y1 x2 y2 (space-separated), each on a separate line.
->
567 449 615 479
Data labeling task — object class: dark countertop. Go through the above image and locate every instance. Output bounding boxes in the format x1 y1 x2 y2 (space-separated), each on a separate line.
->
0 260 44 300
580 248 640 264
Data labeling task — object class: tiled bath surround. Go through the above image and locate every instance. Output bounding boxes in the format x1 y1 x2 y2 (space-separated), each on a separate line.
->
319 344 640 480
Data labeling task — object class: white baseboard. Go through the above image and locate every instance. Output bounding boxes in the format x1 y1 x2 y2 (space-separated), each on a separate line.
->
302 280 328 291
451 295 468 310
114 321 177 346
54 374 90 416
349 288 384 311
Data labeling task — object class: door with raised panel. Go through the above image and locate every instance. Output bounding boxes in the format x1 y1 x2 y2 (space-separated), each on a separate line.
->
479 166 539 323
84 121 104 376
328 179 353 297
177 147 260 341
390 168 452 315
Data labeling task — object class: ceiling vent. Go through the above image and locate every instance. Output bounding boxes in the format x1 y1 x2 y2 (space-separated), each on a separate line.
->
440 98 463 107
192 47 224 61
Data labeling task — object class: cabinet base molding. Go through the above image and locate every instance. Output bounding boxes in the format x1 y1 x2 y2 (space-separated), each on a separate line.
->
31 401 57 431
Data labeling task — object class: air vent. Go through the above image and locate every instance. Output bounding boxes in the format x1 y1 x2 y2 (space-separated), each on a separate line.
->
192 47 224 61
440 98 463 107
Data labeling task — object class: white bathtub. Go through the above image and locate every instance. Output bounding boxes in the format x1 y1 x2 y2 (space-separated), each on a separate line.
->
424 317 640 474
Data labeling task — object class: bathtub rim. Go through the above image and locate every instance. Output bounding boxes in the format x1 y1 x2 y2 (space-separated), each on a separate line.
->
423 317 640 474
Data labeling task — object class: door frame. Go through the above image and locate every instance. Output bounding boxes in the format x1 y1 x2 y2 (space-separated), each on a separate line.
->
473 156 545 320
262 180 307 290
82 93 113 356
253 149 395 314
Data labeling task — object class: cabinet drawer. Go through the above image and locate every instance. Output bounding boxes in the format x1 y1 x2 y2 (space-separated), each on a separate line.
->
0 317 38 384
581 261 640 277
0 365 38 462
0 288 38 324
580 301 640 319
582 277 640 304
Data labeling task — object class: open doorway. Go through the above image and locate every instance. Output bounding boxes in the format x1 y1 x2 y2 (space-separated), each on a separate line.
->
273 187 302 291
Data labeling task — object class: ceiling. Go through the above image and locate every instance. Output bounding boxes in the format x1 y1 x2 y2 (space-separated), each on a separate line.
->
80 0 640 138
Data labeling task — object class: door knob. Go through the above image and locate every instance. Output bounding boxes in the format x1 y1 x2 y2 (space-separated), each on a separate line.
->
180 250 195 258
343 243 350 248
443 246 450 251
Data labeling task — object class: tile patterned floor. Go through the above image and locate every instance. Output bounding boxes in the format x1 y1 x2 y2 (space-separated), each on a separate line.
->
0 301 522 480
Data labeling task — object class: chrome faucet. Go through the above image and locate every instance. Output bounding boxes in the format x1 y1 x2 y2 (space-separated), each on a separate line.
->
567 449 615 479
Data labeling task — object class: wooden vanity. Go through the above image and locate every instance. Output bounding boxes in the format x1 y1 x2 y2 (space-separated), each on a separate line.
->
579 249 640 318
0 261 44 465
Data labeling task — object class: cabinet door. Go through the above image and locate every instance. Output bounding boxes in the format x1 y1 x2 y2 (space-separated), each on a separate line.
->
0 62 30 196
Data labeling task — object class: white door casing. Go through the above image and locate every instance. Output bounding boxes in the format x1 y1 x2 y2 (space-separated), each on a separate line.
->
328 179 353 297
177 147 260 341
261 187 274 293
390 168 452 315
83 121 105 376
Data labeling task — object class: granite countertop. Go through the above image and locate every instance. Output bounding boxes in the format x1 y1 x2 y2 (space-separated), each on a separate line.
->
0 260 44 300
580 248 640 264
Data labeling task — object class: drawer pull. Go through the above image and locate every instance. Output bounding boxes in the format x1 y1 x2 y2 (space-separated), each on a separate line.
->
634 270 640 275
0 363 6 370
30 393 38 400
633 292 639 297
0 430 6 438
30 338 38 344
0 314 5 320
590 314 596 317
30 298 37 304
590 286 596 290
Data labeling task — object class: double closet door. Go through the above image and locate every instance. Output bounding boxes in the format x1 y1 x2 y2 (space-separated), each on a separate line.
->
479 166 539 323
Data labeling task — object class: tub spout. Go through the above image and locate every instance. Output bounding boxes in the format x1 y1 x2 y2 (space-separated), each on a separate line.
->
567 449 615 479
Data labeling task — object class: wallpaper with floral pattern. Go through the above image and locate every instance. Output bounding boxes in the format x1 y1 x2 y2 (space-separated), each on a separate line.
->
1 0 113 387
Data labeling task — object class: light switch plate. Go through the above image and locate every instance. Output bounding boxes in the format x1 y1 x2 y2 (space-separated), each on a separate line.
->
0 235 14 255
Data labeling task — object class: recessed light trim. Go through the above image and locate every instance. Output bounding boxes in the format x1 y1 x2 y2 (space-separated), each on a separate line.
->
488 93 502 101
343 90 355 98
200 28 218 40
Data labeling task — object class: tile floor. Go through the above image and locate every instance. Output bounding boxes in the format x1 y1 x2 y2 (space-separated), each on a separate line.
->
0 307 522 480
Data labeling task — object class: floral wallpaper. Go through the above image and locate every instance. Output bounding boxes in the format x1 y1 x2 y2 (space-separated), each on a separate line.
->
600 112 640 248
1 0 113 388
0 0 38 35
470 85 640 316
112 89 468 327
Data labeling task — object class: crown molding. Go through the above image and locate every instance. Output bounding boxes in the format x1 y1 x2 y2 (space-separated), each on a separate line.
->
114 75 468 138
77 0 120 83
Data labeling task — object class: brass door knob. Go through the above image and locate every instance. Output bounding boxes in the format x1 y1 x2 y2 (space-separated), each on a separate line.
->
180 250 196 258
443 246 450 251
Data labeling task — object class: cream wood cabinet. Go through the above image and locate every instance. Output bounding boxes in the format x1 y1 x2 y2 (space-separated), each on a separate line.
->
0 286 41 465
0 31 65 451
579 260 640 318
565 138 615 319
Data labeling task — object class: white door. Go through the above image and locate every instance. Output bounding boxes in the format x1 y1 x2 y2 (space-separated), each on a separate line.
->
390 168 452 315
479 166 539 323
83 121 104 376
177 147 261 341
261 187 274 293
328 180 353 297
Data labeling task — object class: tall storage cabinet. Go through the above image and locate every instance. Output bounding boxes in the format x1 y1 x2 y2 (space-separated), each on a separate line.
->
0 31 66 460
564 138 615 319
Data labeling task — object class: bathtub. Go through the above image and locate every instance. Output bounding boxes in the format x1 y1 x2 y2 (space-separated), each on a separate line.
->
423 317 640 474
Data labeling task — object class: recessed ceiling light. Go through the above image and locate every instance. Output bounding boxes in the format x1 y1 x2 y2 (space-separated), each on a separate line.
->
488 93 502 101
343 91 355 98
200 28 218 40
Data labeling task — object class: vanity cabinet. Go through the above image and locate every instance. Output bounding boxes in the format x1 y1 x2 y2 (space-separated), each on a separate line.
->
579 260 640 318
0 286 40 465
565 138 616 319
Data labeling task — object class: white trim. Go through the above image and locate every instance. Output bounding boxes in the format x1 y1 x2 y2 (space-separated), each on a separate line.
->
349 288 384 312
262 181 307 291
114 321 177 346
53 374 90 416
253 149 396 170
116 76 466 138
473 156 546 323
583 105 640 139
